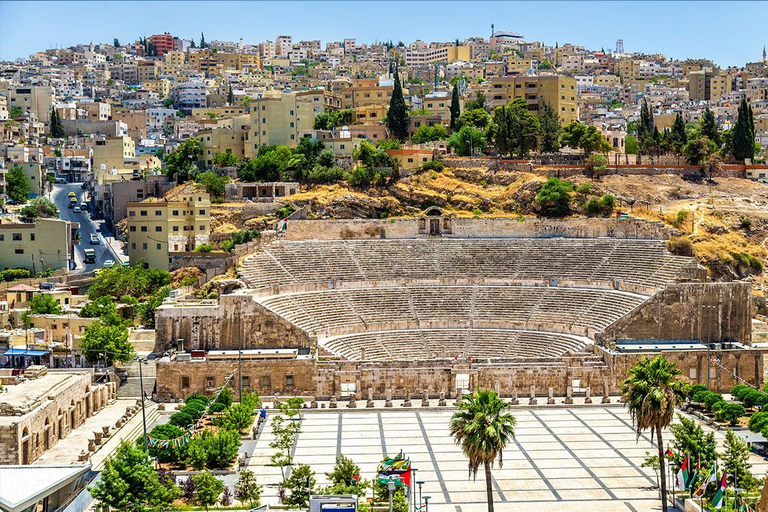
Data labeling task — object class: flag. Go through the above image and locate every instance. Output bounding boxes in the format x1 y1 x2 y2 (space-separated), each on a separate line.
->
712 470 727 509
278 217 288 232
694 463 716 497
676 454 690 491
686 455 700 490
665 448 674 458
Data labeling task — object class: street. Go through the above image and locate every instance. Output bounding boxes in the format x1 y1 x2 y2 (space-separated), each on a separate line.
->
50 183 125 273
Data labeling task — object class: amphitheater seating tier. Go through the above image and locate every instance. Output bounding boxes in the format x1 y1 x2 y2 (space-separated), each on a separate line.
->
258 285 648 339
320 329 592 361
239 238 696 292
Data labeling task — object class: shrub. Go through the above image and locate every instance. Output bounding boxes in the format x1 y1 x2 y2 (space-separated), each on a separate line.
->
742 389 764 408
194 244 215 253
731 384 748 397
186 429 241 470
584 198 602 215
689 384 708 400
275 204 296 219
731 252 763 273
735 386 754 402
600 193 616 210
692 390 710 404
716 403 746 426
307 165 345 184
138 424 187 462
186 398 208 410
169 411 194 428
1 268 32 281
703 391 724 411
748 411 768 433
421 160 444 172
187 394 210 404
575 182 592 195
536 177 573 217
666 237 694 257
183 404 205 420
215 387 233 408
208 402 227 414
711 400 727 415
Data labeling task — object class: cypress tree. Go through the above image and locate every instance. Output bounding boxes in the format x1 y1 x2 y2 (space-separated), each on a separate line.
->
50 107 65 138
539 102 561 153
227 85 234 105
449 85 461 131
701 107 720 146
670 113 687 155
733 98 755 161
638 99 655 154
386 66 408 140
200 32 207 49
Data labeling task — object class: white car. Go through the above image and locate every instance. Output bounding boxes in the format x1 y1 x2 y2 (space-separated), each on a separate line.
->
73 206 81 213
103 259 115 268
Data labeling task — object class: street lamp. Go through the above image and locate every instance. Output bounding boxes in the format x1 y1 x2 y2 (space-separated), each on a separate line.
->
410 468 418 512
416 480 425 511
388 475 396 512
424 495 431 512
136 357 149 451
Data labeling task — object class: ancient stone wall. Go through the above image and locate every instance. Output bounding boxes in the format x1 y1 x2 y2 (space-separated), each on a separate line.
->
0 372 115 464
284 217 673 241
600 282 753 346
155 358 317 401
154 294 312 352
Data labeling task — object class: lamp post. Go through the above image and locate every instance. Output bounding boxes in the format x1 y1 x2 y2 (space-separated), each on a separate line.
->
388 476 395 512
424 495 431 512
410 468 418 512
416 480 425 511
137 357 148 451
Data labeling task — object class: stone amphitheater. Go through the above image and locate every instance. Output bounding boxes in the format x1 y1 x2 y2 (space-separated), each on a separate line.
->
153 212 762 401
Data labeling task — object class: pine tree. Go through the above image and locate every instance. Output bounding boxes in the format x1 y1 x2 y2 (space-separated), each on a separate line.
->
701 107 720 147
227 85 234 105
539 102 561 153
733 98 755 161
670 113 687 155
200 32 207 49
638 99 655 154
50 107 65 138
386 66 408 140
449 85 461 131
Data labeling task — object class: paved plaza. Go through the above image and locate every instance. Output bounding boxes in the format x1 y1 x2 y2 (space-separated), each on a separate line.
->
244 404 768 512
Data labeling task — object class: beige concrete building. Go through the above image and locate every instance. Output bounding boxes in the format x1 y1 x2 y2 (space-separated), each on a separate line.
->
490 75 578 124
0 218 76 272
126 190 211 270
198 115 251 167
0 369 115 464
0 84 55 125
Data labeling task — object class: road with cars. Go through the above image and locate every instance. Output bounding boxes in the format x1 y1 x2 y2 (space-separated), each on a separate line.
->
50 183 123 273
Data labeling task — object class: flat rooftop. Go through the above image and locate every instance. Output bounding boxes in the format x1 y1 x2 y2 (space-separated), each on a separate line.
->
0 372 86 419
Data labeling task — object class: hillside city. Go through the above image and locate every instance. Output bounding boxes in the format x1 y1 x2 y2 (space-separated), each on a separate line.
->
2 16 768 512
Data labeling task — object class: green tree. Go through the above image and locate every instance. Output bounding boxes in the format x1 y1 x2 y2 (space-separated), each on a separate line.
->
186 429 241 470
50 107 65 138
218 403 255 433
322 453 368 497
449 389 516 512
539 102 561 153
88 263 171 300
411 124 448 144
283 463 316 507
733 97 756 162
701 107 721 147
448 125 486 156
622 355 689 512
113 38 120 47
464 91 486 111
637 99 655 153
137 286 171 328
536 177 573 217
624 134 640 155
386 67 409 140
90 441 180 511
19 197 59 218
199 32 207 49
193 470 224 511
669 113 688 156
560 121 612 156
234 470 263 508
211 151 239 169
450 85 461 130
684 137 714 165
6 166 30 203
79 296 117 319
28 294 62 315
81 320 133 365
722 428 755 489
136 424 187 463
238 145 293 182
489 98 540 157
456 108 490 130
669 415 718 470
164 137 201 182
196 171 229 197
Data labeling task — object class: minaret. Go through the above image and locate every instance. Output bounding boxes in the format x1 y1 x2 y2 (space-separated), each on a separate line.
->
763 46 767 63
491 23 494 38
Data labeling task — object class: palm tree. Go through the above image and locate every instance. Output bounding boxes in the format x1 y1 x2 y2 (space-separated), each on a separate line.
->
449 388 516 512
622 355 688 512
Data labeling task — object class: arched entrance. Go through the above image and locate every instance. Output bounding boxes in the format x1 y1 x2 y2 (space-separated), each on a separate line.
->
418 206 453 236
21 427 30 464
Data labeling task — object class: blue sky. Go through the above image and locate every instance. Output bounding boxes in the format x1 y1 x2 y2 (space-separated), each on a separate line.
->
0 1 766 67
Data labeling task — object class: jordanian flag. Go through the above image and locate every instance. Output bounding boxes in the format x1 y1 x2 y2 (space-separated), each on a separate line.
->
694 463 716 497
665 448 674 458
686 455 701 490
676 454 690 491
712 470 727 509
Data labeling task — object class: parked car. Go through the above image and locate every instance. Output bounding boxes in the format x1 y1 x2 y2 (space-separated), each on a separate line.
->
73 206 81 213
89 234 100 244
103 259 115 268
67 191 76 197
55 177 67 184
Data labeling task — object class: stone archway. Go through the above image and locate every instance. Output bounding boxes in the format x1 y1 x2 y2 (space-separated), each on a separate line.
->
21 427 30 464
70 400 76 430
418 206 453 236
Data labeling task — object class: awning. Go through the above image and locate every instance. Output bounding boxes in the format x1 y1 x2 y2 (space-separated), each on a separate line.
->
2 348 50 357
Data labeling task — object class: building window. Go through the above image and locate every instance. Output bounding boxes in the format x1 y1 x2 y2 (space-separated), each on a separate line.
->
199 209 205 215
199 225 205 231
140 210 147 216
15 249 24 254
173 226 179 232
130 226 136 232
141 226 147 232
242 376 251 390
129 211 136 217
155 226 162 232
285 374 294 388
131 243 136 249
30 234 35 241
261 375 271 390
206 376 215 389
172 210 179 216
156 243 161 250
0 235 3 241
12 233 22 241
142 243 147 250
155 210 162 216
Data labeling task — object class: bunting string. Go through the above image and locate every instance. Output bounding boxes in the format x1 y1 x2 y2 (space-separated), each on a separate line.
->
145 368 238 449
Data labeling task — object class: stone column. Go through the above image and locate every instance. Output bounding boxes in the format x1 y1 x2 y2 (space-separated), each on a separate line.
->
347 394 357 408
602 378 611 404
438 391 446 407
454 389 463 406
585 386 592 404
421 390 430 407
385 389 393 408
366 388 375 408
529 384 537 405
329 396 338 409
547 387 555 405
565 386 573 405
510 387 519 406
402 390 412 407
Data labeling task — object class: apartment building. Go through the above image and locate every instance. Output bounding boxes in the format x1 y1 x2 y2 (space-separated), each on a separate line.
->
198 114 251 167
404 44 471 66
150 33 175 56
688 68 717 101
330 78 397 110
0 84 55 124
126 191 211 270
171 78 208 111
490 75 578 124
92 136 135 173
0 218 76 272
137 61 162 83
